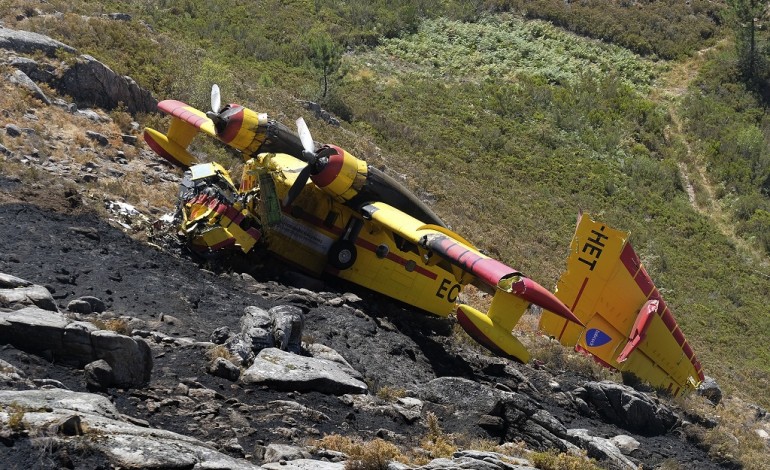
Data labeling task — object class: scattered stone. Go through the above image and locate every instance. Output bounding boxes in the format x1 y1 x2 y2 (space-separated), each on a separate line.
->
610 434 641 455
0 273 32 289
574 381 679 436
207 357 240 381
121 134 138 145
58 54 157 115
85 130 109 146
80 296 106 313
262 443 312 464
0 281 58 311
8 69 51 105
107 13 132 21
0 358 25 383
304 342 360 377
224 333 256 367
67 299 92 314
210 326 231 344
85 359 114 390
567 429 637 470
270 305 304 353
0 389 261 469
697 376 722 405
32 378 69 389
5 124 21 137
0 307 151 388
76 109 105 122
262 459 344 470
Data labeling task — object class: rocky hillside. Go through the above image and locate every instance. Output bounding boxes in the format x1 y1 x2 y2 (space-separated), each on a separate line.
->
0 21 768 470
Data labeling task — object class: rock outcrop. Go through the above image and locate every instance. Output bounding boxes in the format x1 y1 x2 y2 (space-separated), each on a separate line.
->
0 26 76 56
1 25 156 115
573 381 679 436
0 304 152 388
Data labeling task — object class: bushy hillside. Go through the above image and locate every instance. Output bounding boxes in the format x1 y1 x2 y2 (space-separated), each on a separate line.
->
3 0 769 417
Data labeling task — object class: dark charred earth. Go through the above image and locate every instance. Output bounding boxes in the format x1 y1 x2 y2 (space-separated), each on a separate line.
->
0 175 727 469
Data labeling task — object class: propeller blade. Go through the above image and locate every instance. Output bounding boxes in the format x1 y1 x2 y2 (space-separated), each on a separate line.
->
211 84 221 113
296 117 315 155
283 164 314 207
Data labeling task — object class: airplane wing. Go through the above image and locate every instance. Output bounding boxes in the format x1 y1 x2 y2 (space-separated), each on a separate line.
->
362 202 583 363
539 213 704 395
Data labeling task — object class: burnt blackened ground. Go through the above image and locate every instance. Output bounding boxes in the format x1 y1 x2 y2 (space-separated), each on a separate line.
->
0 182 726 468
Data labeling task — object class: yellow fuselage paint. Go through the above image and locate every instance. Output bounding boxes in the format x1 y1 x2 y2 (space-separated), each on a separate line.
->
256 153 463 318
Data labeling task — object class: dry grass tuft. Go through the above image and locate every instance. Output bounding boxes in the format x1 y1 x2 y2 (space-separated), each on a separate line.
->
525 334 616 382
674 395 770 470
415 412 457 463
312 434 401 470
530 449 602 470
376 385 407 402
206 345 237 364
91 318 131 335
6 402 27 432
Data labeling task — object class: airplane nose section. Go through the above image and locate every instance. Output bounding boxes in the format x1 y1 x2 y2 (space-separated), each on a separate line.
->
509 276 584 327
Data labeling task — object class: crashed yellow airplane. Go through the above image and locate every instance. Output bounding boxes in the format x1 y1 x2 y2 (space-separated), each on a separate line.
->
144 87 703 395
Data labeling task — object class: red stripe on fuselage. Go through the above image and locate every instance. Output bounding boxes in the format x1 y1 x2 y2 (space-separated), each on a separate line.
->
558 276 590 341
282 206 439 281
355 238 438 280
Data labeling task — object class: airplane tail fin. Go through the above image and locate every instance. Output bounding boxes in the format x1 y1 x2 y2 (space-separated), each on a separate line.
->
539 213 704 395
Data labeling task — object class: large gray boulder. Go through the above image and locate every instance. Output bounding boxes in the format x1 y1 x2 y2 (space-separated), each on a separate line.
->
0 26 76 56
58 54 157 114
91 330 152 388
241 347 367 395
226 304 307 364
0 306 152 387
0 283 57 311
0 389 261 469
573 381 679 436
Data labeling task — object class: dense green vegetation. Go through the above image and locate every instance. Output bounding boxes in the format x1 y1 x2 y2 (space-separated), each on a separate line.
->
3 0 770 408
492 0 724 59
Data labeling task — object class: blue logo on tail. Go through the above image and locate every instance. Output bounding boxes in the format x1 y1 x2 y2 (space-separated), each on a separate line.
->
586 328 612 347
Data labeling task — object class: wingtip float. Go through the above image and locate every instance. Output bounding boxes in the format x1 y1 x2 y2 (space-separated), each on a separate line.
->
144 91 700 391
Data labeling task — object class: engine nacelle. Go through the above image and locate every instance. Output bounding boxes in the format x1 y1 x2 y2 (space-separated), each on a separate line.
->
310 145 368 203
214 105 269 155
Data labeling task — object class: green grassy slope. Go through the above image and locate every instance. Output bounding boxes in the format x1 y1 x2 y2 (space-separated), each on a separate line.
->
4 0 769 406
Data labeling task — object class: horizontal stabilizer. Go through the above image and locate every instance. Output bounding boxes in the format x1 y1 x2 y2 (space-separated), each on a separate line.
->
539 213 704 395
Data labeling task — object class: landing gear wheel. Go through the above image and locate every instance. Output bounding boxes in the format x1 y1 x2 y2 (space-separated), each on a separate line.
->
329 240 357 270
